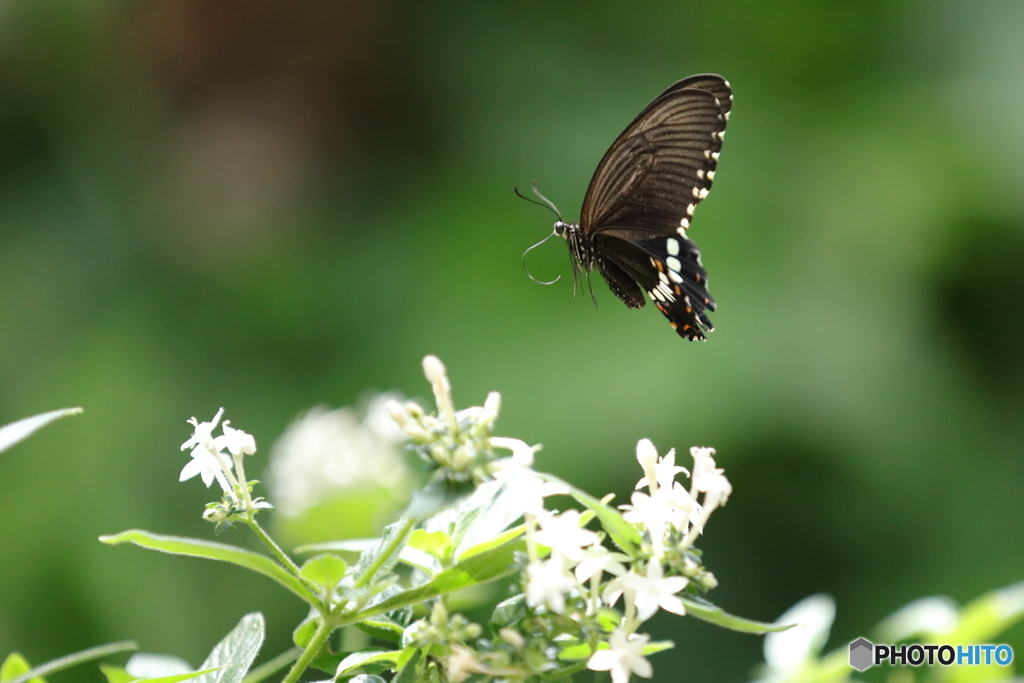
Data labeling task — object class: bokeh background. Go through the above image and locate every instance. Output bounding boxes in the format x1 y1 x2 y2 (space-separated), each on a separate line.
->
2 1 1024 680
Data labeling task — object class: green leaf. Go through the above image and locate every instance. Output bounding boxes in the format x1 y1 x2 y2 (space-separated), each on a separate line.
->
293 615 319 648
348 676 387 683
949 580 1024 643
557 639 673 662
2 654 44 683
99 666 135 683
489 595 527 630
4 642 138 683
405 478 476 521
458 524 526 561
595 608 621 632
392 651 421 683
407 530 452 561
681 596 793 633
538 474 640 555
334 651 400 678
0 408 82 455
310 652 348 676
354 520 411 583
640 641 675 656
299 555 348 592
240 649 301 683
354 616 405 644
195 613 265 683
133 669 222 683
352 539 525 621
100 531 317 606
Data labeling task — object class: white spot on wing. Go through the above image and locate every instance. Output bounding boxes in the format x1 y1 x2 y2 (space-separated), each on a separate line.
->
698 188 709 199
679 217 690 230
686 204 695 216
711 152 720 161
667 238 680 256
697 170 705 180
706 170 715 181
692 186 701 198
666 256 682 272
658 271 669 284
669 270 683 284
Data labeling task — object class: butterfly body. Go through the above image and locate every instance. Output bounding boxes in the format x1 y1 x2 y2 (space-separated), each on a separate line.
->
546 74 732 341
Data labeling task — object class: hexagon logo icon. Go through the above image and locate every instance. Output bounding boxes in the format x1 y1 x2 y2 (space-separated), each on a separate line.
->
849 638 874 672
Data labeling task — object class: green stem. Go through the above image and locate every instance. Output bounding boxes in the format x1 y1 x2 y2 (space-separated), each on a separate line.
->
280 618 334 683
5 641 138 683
234 453 255 510
246 517 303 577
355 516 416 588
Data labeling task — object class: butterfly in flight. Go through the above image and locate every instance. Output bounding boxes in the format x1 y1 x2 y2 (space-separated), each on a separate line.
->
521 74 732 340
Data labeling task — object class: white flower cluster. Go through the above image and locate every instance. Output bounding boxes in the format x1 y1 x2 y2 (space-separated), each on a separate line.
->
179 408 271 522
267 395 411 518
515 439 732 683
386 356 535 483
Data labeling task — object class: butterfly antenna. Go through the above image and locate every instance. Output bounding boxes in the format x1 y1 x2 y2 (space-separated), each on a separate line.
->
514 184 561 220
521 233 562 285
530 181 563 220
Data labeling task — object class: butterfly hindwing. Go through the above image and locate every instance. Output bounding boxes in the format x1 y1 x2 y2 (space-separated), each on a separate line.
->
595 233 715 340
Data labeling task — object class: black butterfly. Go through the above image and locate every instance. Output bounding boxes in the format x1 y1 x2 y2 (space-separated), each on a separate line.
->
524 74 732 340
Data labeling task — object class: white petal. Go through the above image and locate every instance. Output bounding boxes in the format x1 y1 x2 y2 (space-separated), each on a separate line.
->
587 650 616 671
179 459 202 482
659 595 687 616
628 654 653 678
764 593 836 671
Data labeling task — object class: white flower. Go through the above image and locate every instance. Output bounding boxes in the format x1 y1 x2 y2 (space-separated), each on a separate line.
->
179 409 233 492
445 645 485 683
267 395 411 518
494 467 568 518
668 483 702 531
761 593 835 677
587 630 653 683
489 436 536 467
534 509 598 563
690 446 731 504
621 490 676 559
180 408 224 452
874 596 957 643
179 443 230 490
525 554 576 614
604 562 688 622
574 544 629 583
215 421 256 457
636 447 688 494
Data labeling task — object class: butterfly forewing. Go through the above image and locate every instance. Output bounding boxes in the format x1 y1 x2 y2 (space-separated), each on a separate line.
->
658 74 733 119
580 79 730 235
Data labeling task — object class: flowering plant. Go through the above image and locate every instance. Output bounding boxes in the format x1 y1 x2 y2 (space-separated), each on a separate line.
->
3 359 1023 683
89 355 783 683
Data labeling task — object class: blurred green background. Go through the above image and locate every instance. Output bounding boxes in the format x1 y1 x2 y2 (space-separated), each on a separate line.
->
2 0 1024 680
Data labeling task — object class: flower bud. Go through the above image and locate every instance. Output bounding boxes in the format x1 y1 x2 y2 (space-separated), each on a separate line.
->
636 439 658 470
423 355 448 388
